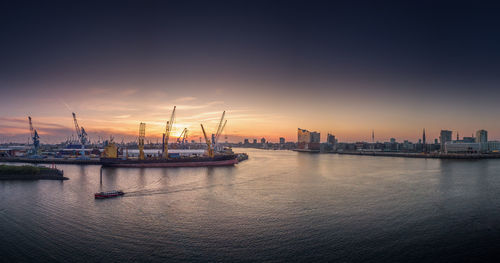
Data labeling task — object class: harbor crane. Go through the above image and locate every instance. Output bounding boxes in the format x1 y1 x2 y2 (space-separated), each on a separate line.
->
72 112 88 159
200 124 214 158
177 128 188 144
28 116 40 156
212 111 227 152
138 122 146 160
201 111 227 157
163 106 176 158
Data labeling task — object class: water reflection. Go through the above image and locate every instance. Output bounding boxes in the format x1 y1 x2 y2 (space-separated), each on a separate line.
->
3 150 500 262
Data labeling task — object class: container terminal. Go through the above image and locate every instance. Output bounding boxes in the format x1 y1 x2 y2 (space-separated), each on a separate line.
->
0 107 248 167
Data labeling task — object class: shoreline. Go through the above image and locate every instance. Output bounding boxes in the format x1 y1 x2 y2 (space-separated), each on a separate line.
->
0 165 68 180
333 151 500 159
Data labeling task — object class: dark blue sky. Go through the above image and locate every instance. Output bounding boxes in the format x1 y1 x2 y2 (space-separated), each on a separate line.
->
2 1 500 90
1 1 500 141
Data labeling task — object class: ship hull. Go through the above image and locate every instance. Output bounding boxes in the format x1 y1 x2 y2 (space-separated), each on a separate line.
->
100 155 238 168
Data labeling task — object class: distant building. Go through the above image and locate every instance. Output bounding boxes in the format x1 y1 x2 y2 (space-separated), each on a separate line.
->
476 130 488 143
261 138 266 144
445 142 480 153
487 141 500 152
462 137 475 143
327 134 336 144
310 132 320 143
297 128 320 150
298 128 311 145
440 130 452 152
253 139 257 144
279 137 285 144
390 138 396 143
244 139 249 144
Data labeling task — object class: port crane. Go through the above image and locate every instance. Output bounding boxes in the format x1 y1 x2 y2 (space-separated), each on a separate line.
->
200 111 227 157
28 116 40 156
72 112 88 159
200 124 214 158
138 122 146 160
212 111 227 152
163 106 176 158
177 128 188 144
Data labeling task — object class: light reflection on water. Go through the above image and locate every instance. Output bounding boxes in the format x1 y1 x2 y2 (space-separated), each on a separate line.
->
2 149 500 262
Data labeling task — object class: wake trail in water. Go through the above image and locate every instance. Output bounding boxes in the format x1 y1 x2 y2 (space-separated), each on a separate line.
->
123 172 279 198
122 176 167 193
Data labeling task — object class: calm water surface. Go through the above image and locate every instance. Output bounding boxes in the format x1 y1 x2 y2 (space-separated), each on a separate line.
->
2 149 500 262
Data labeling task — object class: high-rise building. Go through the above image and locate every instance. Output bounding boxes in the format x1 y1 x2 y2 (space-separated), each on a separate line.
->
244 138 249 144
279 137 285 144
260 138 266 144
253 139 257 144
475 130 488 143
298 128 311 144
327 133 336 144
310 132 320 143
440 130 452 152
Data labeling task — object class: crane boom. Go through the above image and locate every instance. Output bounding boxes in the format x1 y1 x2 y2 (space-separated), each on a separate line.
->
163 106 176 158
177 128 187 143
200 124 214 158
72 113 82 139
27 116 40 156
72 112 88 158
28 116 34 137
182 129 188 144
212 111 227 152
215 111 225 139
138 122 146 160
215 120 227 144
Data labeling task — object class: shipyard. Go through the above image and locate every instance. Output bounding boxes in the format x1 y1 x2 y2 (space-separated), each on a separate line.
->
0 107 247 167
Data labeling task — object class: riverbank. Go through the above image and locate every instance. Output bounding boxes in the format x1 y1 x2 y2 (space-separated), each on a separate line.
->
0 157 101 165
334 151 500 159
0 165 68 180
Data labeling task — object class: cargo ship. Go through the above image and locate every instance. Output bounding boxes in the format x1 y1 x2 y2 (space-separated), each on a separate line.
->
100 154 238 168
94 190 124 199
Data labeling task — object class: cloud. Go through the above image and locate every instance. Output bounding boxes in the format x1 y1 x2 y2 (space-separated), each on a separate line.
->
60 99 72 112
175 96 197 102
115 115 131 119
157 101 224 111
121 89 138 96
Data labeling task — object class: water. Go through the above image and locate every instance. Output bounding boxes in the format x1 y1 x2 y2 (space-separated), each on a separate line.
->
2 149 500 262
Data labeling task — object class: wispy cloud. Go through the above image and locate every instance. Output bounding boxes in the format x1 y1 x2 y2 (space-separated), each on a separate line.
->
175 96 197 102
121 89 138 96
114 115 131 119
157 101 224 111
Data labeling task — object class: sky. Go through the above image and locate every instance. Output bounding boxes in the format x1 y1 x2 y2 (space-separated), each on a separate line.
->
1 1 500 143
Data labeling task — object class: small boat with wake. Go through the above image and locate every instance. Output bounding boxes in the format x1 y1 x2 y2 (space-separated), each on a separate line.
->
94 190 124 199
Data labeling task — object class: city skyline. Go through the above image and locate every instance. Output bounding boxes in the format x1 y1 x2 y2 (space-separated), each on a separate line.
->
2 1 500 143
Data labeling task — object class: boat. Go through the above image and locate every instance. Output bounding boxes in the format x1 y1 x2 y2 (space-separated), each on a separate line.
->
99 154 238 168
94 190 124 199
